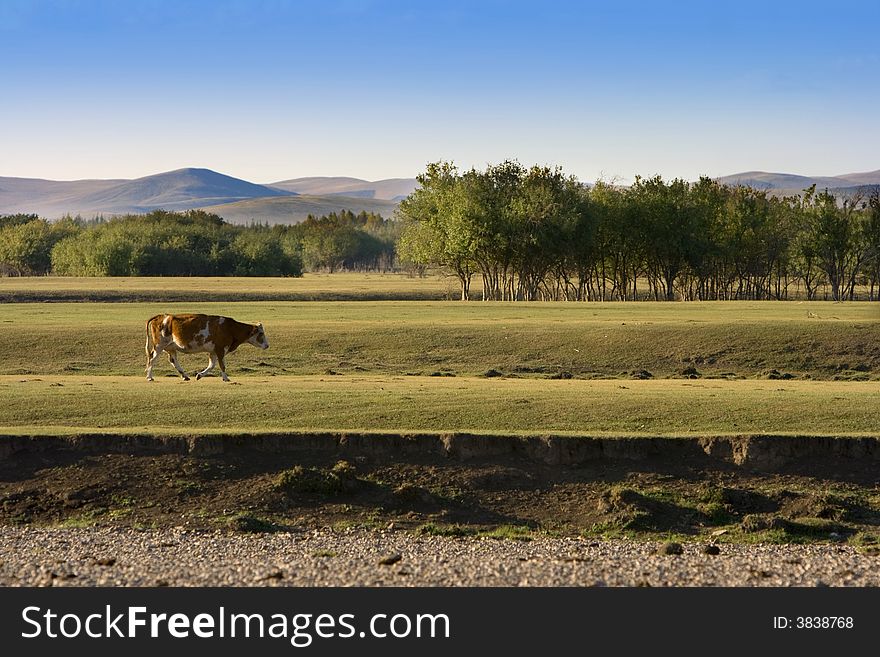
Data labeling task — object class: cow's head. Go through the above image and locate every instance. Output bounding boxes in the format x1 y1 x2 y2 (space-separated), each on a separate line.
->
249 322 269 350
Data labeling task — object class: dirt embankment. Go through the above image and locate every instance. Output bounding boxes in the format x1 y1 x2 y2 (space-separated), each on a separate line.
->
2 432 880 546
4 431 880 469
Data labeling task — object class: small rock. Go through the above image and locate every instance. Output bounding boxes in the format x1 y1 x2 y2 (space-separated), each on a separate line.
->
703 544 721 555
261 570 284 580
378 553 402 566
483 369 503 378
95 557 116 566
657 541 683 555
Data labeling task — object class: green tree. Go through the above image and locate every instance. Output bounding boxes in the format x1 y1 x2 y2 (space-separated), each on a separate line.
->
0 218 77 275
804 189 867 301
864 191 880 299
397 162 476 299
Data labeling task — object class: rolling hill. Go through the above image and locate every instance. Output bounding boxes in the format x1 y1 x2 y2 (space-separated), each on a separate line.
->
268 176 417 201
0 176 125 216
72 167 294 213
198 195 401 225
0 168 294 218
716 169 880 197
4 166 877 224
0 168 409 221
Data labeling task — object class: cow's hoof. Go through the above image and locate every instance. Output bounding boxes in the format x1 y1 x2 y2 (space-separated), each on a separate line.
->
182 376 191 381
146 377 154 382
195 373 202 380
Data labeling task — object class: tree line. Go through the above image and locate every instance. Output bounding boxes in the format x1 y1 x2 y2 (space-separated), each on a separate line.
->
0 209 397 277
397 161 880 301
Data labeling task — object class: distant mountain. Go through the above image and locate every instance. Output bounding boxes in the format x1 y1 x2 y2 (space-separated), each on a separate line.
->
268 176 417 201
834 170 880 186
7 166 875 223
0 168 414 221
0 176 124 216
716 169 880 197
73 168 295 213
716 171 843 190
0 168 295 218
199 195 401 225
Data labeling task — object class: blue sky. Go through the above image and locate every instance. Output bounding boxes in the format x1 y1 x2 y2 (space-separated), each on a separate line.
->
1 0 878 183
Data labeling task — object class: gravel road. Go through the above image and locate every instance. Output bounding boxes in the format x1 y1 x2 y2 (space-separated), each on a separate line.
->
1 526 877 587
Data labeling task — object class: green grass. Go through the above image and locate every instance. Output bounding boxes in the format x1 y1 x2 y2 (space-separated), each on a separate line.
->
0 375 876 435
0 273 462 301
0 299 876 379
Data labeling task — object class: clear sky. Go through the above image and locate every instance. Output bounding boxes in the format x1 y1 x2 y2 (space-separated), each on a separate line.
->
2 0 878 184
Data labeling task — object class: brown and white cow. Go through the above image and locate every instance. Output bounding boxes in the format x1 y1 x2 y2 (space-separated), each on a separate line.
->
145 314 268 382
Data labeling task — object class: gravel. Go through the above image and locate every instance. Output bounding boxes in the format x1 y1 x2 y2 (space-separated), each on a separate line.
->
0 526 877 587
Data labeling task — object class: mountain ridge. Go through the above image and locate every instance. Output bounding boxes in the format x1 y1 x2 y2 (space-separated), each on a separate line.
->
267 176 417 201
2 167 877 223
716 169 880 191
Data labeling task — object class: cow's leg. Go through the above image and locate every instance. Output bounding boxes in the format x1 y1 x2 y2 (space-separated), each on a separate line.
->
216 349 230 382
195 352 218 380
145 342 166 381
167 351 190 381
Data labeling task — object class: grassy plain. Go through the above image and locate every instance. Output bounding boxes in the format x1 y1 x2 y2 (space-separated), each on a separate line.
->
0 273 464 301
0 375 876 436
0 276 876 436
0 299 876 379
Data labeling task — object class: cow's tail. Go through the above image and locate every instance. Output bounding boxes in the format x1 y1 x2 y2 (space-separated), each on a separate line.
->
145 316 157 359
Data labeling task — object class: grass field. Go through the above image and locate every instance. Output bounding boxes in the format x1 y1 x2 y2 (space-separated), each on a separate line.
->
0 300 876 380
0 273 463 301
0 277 876 437
3 275 877 303
0 375 877 436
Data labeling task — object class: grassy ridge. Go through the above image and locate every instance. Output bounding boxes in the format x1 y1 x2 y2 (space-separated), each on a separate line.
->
0 300 876 379
0 376 877 435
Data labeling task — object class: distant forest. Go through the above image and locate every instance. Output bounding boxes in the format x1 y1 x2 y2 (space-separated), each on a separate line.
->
2 160 879 302
0 209 397 278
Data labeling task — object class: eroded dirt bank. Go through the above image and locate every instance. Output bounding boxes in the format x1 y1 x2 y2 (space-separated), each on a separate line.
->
2 433 880 546
4 431 880 468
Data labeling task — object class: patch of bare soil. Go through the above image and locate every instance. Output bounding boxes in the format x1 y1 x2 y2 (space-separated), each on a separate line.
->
2 447 879 545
